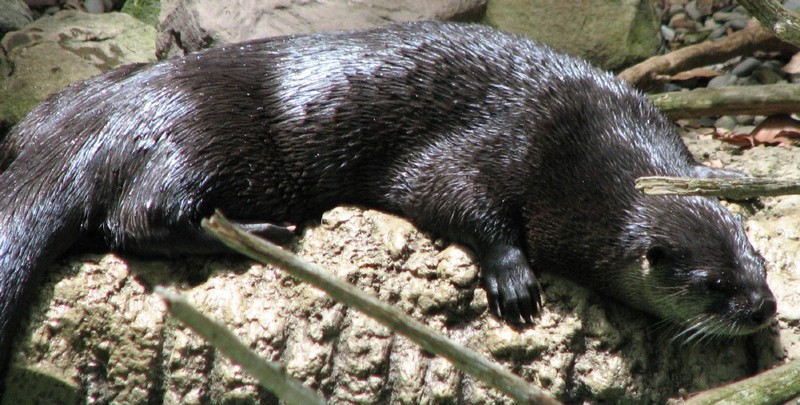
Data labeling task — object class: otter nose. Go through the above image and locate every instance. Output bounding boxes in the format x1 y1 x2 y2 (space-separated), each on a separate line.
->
749 291 777 325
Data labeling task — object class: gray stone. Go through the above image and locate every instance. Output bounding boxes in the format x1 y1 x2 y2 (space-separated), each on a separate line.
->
753 67 784 85
0 10 157 127
707 72 738 88
0 0 32 36
661 25 675 41
684 1 702 21
735 115 754 125
668 3 684 18
726 15 749 30
714 115 737 131
732 57 762 76
712 11 735 22
484 0 661 71
157 0 487 58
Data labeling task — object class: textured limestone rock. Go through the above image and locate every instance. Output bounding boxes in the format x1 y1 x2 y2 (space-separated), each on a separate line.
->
0 0 32 37
6 194 796 402
156 0 487 58
483 0 661 71
0 10 156 128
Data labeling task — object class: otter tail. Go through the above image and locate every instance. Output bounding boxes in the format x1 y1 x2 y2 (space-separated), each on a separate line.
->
0 161 88 386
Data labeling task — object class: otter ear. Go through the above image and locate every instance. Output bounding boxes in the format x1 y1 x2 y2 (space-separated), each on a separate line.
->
692 164 748 179
646 245 668 267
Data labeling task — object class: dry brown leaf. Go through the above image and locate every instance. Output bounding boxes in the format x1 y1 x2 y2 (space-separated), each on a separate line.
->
715 114 800 148
782 52 800 74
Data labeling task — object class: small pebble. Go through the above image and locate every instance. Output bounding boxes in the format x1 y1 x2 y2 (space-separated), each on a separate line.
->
761 60 784 71
714 116 737 131
735 76 759 86
753 67 784 85
668 4 685 19
669 12 692 28
704 19 720 30
685 1 703 20
731 57 762 76
735 115 754 125
84 0 105 13
709 26 727 40
727 16 749 30
707 73 737 88
661 25 676 41
712 11 735 22
733 125 756 134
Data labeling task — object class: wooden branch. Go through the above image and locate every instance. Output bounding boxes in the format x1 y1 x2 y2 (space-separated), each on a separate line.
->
649 83 800 118
635 176 800 198
738 0 800 47
684 361 800 405
618 20 795 89
155 287 325 405
201 211 561 405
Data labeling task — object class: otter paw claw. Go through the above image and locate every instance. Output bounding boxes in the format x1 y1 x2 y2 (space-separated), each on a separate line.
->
480 244 542 324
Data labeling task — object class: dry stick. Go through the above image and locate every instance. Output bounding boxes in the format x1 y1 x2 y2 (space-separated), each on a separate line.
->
683 360 800 405
738 0 800 47
154 287 325 405
618 20 794 89
201 211 561 405
649 83 800 118
635 176 800 199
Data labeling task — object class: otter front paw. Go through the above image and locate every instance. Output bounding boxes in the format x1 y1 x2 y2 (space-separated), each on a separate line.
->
480 244 542 324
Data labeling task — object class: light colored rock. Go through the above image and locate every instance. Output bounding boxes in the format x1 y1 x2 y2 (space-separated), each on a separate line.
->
0 0 32 36
7 197 796 402
156 0 487 58
483 0 661 71
0 10 156 127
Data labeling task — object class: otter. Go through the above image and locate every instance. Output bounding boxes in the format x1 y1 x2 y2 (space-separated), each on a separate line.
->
0 21 776 380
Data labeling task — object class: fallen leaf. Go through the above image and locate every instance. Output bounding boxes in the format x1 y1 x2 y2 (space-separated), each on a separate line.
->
715 114 800 148
782 52 800 74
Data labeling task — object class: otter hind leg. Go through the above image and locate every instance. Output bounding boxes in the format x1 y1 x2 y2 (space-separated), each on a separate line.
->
109 218 296 257
225 221 297 245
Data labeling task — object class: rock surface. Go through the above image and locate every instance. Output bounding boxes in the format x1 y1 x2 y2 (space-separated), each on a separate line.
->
156 0 488 59
483 0 661 71
0 10 156 128
6 155 799 402
0 0 32 37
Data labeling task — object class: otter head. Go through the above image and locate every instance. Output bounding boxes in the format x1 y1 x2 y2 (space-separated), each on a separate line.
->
622 195 776 339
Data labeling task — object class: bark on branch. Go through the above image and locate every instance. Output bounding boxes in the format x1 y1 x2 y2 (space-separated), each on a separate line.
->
649 83 800 118
738 0 800 47
635 176 800 199
618 20 794 89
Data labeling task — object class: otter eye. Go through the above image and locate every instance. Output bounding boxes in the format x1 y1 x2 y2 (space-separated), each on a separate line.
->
706 279 728 293
646 245 668 267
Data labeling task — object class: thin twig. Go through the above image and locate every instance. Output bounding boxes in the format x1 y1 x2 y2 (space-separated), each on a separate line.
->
155 287 325 405
201 211 561 405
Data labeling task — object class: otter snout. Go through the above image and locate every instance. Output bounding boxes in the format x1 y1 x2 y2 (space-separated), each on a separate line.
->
747 289 777 326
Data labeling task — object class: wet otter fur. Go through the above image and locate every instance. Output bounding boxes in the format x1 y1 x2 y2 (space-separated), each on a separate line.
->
0 21 776 383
